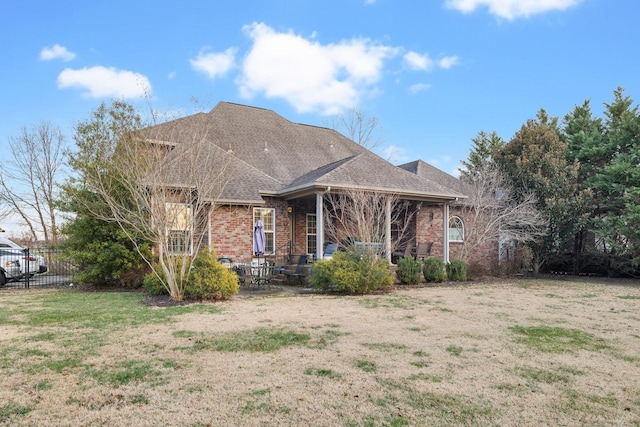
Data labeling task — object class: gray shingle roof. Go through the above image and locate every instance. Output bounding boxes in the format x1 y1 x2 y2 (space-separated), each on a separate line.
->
145 102 466 204
398 160 469 197
285 153 465 200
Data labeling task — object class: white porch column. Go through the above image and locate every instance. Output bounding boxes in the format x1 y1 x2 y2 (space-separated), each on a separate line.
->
316 192 324 260
443 202 450 264
385 197 392 263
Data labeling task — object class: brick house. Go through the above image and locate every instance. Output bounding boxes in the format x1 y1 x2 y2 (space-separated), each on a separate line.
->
143 101 473 266
399 160 500 269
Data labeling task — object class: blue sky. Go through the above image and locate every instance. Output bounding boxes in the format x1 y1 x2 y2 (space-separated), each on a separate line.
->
1 0 638 179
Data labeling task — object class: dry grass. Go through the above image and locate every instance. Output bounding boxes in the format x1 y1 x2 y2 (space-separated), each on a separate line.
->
1 277 640 426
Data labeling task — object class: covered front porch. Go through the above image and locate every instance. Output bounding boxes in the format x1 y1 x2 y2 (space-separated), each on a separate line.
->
282 190 456 265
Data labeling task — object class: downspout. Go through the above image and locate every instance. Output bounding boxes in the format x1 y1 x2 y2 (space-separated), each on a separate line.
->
316 192 324 261
443 202 450 264
208 204 212 250
385 197 392 263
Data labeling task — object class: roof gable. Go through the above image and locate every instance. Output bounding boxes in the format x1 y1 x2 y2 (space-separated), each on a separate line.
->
399 160 468 196
283 153 465 200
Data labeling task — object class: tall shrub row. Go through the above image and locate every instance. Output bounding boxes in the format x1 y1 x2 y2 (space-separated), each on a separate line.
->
395 257 468 284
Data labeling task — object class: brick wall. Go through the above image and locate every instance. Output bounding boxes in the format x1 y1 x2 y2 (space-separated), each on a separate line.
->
448 206 499 269
415 203 444 258
209 205 253 263
209 198 290 265
291 198 316 256
413 203 499 269
207 197 499 270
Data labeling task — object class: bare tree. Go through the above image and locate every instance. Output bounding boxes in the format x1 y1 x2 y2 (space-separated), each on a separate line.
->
0 122 66 243
323 188 415 263
327 106 383 151
457 162 547 261
69 101 234 300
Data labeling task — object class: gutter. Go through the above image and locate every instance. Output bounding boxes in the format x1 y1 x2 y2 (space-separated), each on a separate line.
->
277 182 466 202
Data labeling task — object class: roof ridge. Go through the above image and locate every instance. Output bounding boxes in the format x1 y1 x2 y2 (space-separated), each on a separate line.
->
214 101 271 112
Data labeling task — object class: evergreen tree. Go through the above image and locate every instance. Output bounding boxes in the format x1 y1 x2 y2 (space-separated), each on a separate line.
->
498 113 579 274
589 88 640 274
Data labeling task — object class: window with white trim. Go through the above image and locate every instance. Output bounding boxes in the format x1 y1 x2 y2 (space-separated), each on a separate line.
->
306 213 317 255
254 208 275 254
166 202 192 254
448 216 464 242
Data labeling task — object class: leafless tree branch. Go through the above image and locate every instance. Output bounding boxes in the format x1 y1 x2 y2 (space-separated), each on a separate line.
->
457 163 547 261
0 122 66 243
323 188 415 262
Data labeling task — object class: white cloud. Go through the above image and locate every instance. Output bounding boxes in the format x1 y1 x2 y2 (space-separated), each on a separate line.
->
409 83 432 94
404 51 460 72
40 44 76 62
190 47 236 79
237 22 399 115
439 55 460 69
444 0 582 20
57 66 151 98
403 51 434 71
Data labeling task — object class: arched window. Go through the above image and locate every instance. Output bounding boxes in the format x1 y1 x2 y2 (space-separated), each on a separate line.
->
449 216 464 242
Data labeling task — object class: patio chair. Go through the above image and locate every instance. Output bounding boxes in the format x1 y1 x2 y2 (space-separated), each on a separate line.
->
283 254 308 285
415 242 432 261
323 243 339 260
253 263 276 289
233 265 252 288
403 242 414 258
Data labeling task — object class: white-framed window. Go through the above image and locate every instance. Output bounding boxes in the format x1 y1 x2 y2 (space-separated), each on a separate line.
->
254 208 275 254
306 213 317 256
449 216 464 242
166 202 192 254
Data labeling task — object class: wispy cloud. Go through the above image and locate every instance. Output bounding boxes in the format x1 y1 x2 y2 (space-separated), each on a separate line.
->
444 0 582 20
57 66 151 98
40 44 76 62
236 22 399 115
439 55 460 69
404 51 460 71
190 47 236 79
409 83 431 94
403 51 434 71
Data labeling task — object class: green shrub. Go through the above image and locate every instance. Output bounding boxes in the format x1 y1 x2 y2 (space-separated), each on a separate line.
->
396 257 422 284
59 198 153 288
185 249 239 300
143 264 169 296
310 250 393 294
423 257 446 283
446 259 467 281
143 250 240 300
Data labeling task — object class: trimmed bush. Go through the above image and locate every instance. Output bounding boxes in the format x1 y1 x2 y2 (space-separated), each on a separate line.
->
310 250 393 294
186 249 239 300
143 250 240 300
446 259 467 281
423 257 446 283
396 257 422 285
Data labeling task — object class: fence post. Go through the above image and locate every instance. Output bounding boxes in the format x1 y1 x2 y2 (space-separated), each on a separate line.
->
24 247 30 289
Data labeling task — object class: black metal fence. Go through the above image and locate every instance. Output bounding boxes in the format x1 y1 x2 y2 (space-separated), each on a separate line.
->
4 247 76 289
